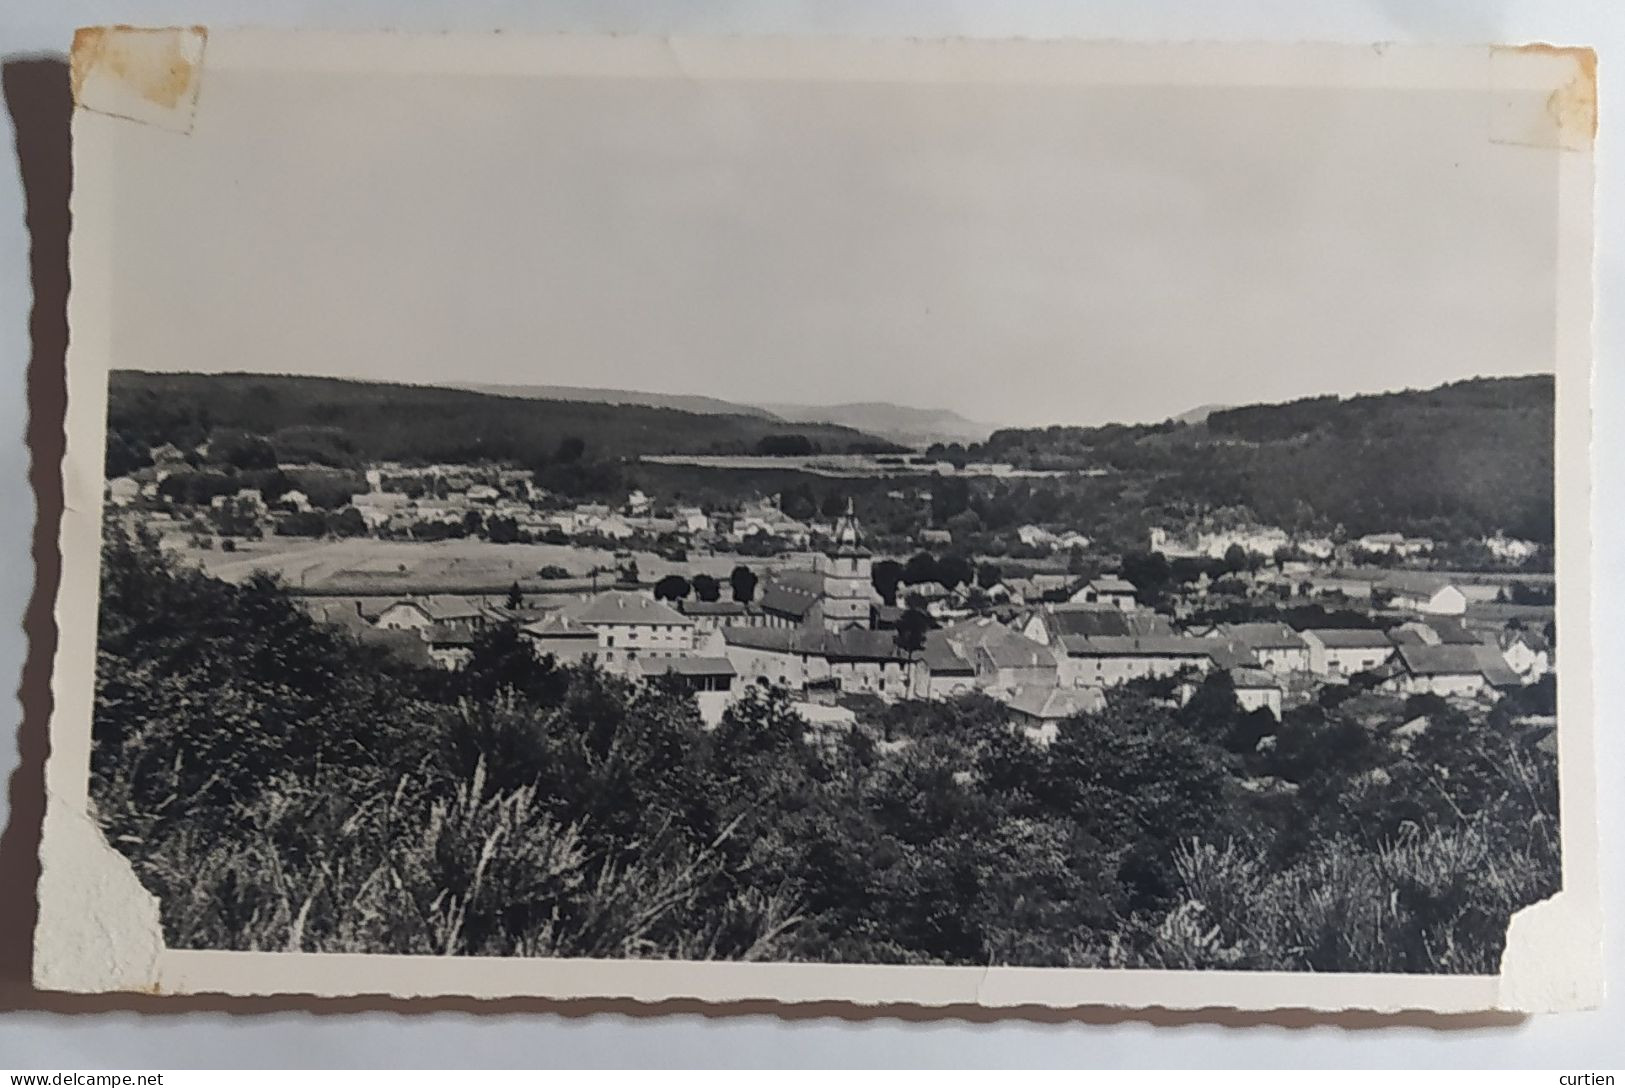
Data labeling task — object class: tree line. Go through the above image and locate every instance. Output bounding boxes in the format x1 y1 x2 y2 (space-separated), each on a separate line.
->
936 376 1555 545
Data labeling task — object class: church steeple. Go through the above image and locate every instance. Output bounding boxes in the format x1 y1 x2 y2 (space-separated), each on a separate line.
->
821 497 874 632
832 498 869 557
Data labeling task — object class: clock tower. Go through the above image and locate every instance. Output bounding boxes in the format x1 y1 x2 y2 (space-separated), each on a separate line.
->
821 499 874 632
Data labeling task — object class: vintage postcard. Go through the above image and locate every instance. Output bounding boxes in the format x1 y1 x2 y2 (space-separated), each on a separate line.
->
36 30 1599 1013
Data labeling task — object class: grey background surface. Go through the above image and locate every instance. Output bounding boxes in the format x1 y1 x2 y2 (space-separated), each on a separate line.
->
0 0 1619 1069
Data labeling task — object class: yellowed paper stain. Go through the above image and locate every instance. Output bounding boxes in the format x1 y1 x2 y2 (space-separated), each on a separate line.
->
1489 43 1596 152
71 26 206 134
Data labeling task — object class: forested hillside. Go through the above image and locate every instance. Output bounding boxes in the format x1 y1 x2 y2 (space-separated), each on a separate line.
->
954 376 1554 543
105 371 897 466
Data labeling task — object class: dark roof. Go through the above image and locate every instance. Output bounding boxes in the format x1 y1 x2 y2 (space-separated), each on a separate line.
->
303 600 371 633
677 599 751 617
821 628 911 663
1473 646 1525 687
720 626 808 653
1395 643 1495 678
1007 685 1106 720
921 630 975 675
381 595 486 622
424 624 476 647
520 613 596 639
1088 575 1137 595
1046 606 1171 639
1220 622 1308 650
1411 616 1485 645
758 570 824 619
719 625 910 662
942 619 1057 670
1499 628 1552 653
569 591 692 627
1228 666 1280 690
1303 628 1393 649
1206 642 1262 671
638 655 737 678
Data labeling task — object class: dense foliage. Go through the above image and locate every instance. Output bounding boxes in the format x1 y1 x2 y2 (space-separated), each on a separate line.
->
92 529 1559 969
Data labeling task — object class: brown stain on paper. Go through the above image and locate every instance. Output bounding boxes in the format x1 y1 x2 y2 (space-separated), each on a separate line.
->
1512 42 1598 147
70 25 205 115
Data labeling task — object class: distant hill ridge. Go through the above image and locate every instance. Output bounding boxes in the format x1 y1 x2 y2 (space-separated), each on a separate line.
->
453 382 780 421
105 371 899 465
1169 403 1228 426
753 401 994 447
439 381 996 447
973 375 1554 543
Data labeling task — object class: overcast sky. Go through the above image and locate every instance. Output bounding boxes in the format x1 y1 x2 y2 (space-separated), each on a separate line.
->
109 66 1559 428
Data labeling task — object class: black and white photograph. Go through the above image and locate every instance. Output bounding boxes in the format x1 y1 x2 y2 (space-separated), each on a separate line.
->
37 30 1598 1011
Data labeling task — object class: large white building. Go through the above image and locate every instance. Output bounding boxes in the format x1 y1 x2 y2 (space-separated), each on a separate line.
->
567 591 695 672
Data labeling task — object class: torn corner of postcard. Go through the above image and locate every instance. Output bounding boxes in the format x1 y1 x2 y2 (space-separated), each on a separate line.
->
70 25 206 135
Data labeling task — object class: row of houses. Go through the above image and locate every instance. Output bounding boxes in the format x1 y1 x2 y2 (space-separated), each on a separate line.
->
301 498 1551 743
1149 523 1542 567
337 578 1549 710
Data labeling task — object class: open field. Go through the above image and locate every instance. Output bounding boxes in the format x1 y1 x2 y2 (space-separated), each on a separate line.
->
641 452 1081 479
179 536 789 593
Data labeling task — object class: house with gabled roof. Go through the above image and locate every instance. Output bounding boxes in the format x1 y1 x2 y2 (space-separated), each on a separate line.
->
714 625 920 700
1021 602 1173 647
518 611 599 665
1218 622 1311 675
423 624 476 670
716 626 823 691
756 569 826 629
374 595 492 633
1006 685 1108 744
821 627 918 699
1056 634 1227 688
1227 667 1285 718
1300 627 1395 677
1499 628 1553 682
1069 575 1138 611
939 618 1058 693
918 630 977 699
1390 616 1485 647
1377 572 1468 616
1376 643 1523 698
628 655 736 693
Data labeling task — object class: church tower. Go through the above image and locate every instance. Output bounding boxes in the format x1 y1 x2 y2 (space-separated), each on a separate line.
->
821 499 874 632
